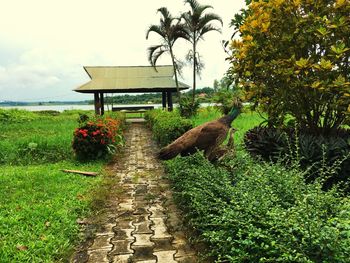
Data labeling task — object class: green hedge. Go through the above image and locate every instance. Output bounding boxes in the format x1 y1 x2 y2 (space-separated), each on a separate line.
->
165 153 350 262
145 109 193 146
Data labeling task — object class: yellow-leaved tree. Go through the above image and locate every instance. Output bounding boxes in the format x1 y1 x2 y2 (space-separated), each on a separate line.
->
230 0 350 135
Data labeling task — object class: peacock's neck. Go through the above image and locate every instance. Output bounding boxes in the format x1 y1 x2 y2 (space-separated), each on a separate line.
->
220 107 240 126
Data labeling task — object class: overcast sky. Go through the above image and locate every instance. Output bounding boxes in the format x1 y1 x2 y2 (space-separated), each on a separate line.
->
0 0 245 102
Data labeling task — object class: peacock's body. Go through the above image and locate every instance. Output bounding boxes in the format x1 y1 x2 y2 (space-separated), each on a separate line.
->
158 106 240 161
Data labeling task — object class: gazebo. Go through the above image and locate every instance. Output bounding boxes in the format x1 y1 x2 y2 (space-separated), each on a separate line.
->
74 65 189 115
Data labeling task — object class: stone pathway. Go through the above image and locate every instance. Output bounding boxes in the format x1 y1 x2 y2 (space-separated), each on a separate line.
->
72 123 198 263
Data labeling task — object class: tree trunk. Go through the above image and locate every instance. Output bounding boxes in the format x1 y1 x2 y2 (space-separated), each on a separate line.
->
170 48 181 100
192 40 197 104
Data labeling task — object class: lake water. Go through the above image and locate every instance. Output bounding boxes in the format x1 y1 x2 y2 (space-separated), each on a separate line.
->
0 103 216 112
0 104 162 112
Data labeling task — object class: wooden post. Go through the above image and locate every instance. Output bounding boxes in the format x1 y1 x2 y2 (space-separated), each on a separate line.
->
94 92 100 115
162 91 167 110
167 91 173 111
100 92 105 115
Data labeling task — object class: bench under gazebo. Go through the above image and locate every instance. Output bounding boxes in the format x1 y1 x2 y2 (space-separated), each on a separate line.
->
74 65 189 115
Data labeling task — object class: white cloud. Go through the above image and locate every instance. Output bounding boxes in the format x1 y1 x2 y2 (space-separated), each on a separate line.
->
0 0 245 101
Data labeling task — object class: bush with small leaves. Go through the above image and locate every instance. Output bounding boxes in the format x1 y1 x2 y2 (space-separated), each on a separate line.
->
72 116 124 160
145 109 193 146
165 152 350 262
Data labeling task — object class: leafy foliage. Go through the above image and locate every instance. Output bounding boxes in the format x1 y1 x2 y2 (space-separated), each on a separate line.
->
72 116 124 160
145 109 193 146
178 96 200 118
229 0 350 134
0 108 37 123
244 126 350 190
165 152 350 262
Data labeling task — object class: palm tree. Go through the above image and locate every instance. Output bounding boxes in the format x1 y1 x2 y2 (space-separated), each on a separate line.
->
181 0 223 103
146 7 188 99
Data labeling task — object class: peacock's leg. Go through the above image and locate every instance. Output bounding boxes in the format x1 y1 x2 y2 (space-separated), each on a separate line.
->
227 128 235 148
208 147 227 162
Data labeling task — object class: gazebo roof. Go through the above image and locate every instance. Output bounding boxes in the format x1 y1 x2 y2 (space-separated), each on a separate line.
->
74 65 189 93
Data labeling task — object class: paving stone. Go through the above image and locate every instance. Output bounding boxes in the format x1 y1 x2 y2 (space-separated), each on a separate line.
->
153 250 177 263
133 214 149 223
89 235 113 250
175 255 198 263
87 248 110 263
174 245 197 258
133 221 153 234
132 246 157 261
109 240 133 255
172 232 188 246
151 218 172 239
149 210 167 219
112 228 135 241
109 253 132 263
95 223 115 236
116 219 133 229
152 238 174 252
132 234 154 247
119 201 133 211
133 206 150 215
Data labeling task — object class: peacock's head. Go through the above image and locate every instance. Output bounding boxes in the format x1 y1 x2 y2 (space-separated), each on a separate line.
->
231 98 243 110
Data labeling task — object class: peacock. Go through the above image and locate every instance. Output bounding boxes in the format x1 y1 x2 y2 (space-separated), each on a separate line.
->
158 103 241 161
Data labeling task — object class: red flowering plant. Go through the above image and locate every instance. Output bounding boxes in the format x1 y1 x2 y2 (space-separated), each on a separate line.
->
72 115 124 159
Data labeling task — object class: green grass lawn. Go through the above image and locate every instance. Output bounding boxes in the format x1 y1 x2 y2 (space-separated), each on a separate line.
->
0 110 108 262
0 162 103 262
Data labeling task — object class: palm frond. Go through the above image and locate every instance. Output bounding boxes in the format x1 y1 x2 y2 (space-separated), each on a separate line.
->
171 23 191 42
198 24 222 40
146 25 165 39
150 48 167 69
157 7 172 20
147 45 166 67
198 13 223 29
184 0 200 11
157 7 175 29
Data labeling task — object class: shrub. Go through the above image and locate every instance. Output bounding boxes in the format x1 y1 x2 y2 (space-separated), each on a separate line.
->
34 110 61 116
0 108 37 123
244 126 350 190
178 96 200 118
72 116 124 160
145 109 193 146
229 0 350 134
165 152 350 262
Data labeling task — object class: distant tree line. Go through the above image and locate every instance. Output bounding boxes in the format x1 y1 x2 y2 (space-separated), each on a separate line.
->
97 87 215 105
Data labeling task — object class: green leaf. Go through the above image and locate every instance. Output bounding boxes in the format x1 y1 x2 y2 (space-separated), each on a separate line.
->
331 42 350 55
316 27 328 36
295 58 309 69
319 58 333 70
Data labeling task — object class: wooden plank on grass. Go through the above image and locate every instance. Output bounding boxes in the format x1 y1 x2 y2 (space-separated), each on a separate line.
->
62 169 98 177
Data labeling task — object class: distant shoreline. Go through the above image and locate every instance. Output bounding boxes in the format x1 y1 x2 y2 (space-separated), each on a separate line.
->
0 104 162 112
0 103 215 112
